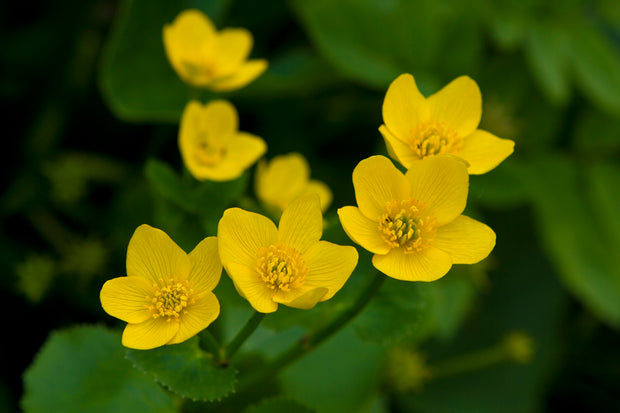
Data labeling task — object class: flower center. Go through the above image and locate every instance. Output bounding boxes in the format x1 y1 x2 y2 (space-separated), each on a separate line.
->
182 60 216 84
195 133 225 166
256 244 307 291
378 198 437 254
410 121 463 159
146 276 195 321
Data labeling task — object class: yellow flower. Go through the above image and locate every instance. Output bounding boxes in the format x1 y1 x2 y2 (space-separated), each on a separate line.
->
163 9 268 91
338 155 495 281
379 74 515 175
255 152 332 215
218 194 358 313
100 225 221 349
179 99 266 181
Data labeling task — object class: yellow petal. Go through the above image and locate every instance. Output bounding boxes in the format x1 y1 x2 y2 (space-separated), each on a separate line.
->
126 225 191 287
202 99 239 140
303 240 359 301
163 9 217 85
209 59 268 92
353 155 410 220
404 156 468 226
278 194 323 254
100 276 152 324
379 124 422 168
337 206 391 255
459 129 515 175
188 237 221 293
427 76 481 137
303 180 332 212
372 247 452 282
433 215 496 264
122 317 179 350
168 292 220 345
226 262 278 313
213 28 253 76
255 153 310 211
382 73 430 143
273 287 329 310
217 207 278 275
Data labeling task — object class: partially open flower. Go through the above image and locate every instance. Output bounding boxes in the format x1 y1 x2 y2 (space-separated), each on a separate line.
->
163 9 267 91
179 99 266 181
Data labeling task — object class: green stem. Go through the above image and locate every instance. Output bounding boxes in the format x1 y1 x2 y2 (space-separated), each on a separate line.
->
222 311 265 362
428 345 508 379
238 271 385 391
199 329 223 362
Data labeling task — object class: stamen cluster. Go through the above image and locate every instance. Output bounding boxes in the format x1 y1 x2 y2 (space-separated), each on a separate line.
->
147 277 195 320
256 244 307 291
411 121 462 159
379 198 437 254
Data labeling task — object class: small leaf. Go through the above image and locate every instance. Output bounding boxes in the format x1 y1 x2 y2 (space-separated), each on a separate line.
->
145 159 194 212
22 326 175 413
126 337 238 401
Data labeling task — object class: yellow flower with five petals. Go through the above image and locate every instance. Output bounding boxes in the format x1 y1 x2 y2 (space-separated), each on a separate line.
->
255 152 332 216
218 194 358 313
380 74 514 174
100 225 221 349
163 9 267 91
179 99 266 181
338 155 495 281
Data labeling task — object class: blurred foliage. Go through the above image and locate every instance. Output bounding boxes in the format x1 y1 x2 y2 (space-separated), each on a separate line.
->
3 0 620 411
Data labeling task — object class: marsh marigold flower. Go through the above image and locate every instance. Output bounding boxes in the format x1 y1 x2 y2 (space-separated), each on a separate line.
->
218 194 358 313
380 74 514 174
338 155 495 281
100 225 221 349
163 9 267 91
255 152 332 215
179 99 266 181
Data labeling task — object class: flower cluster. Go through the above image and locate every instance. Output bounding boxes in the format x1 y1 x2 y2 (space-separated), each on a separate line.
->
100 9 513 350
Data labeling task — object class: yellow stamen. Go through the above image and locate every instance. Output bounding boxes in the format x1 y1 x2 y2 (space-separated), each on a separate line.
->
256 244 307 291
378 198 437 254
194 133 225 165
145 276 195 321
410 121 463 159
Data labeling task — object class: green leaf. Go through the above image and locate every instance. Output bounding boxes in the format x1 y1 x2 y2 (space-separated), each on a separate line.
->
527 156 620 326
22 326 175 413
99 0 230 122
573 107 620 154
570 22 620 115
126 337 238 401
354 277 432 345
587 162 620 250
469 158 530 209
292 0 441 88
244 397 316 413
524 23 570 105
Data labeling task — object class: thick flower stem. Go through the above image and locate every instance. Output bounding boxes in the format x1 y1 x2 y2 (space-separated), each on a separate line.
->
238 271 385 391
199 329 223 362
222 310 265 363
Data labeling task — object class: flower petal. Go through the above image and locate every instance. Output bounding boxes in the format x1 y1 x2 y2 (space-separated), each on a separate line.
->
459 129 515 175
168 292 220 345
382 73 430 142
273 287 328 310
203 99 239 141
188 237 222 294
433 215 496 264
372 247 452 281
303 180 332 212
218 207 278 275
379 124 421 168
209 59 268 92
338 206 391 254
278 194 323 254
226 262 278 313
163 10 217 84
405 155 469 226
255 153 310 211
100 276 153 324
122 317 180 350
213 28 253 76
126 225 191 287
303 241 359 301
427 76 481 137
353 155 410 220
